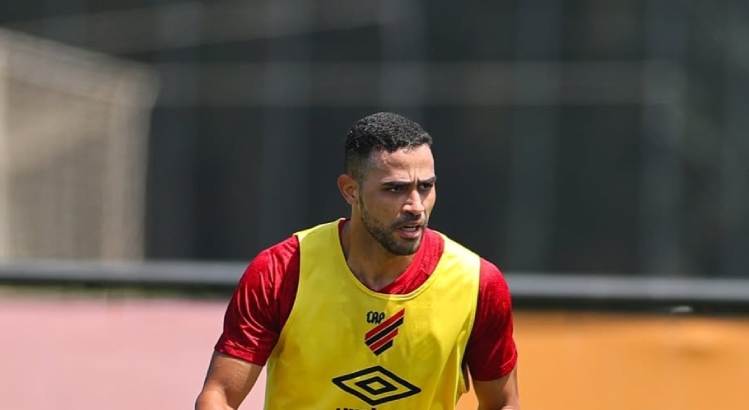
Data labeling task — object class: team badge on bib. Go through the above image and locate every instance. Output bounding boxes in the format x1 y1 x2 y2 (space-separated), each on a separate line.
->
364 308 405 355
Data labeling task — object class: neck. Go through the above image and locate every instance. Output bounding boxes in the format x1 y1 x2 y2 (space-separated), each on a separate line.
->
340 218 416 291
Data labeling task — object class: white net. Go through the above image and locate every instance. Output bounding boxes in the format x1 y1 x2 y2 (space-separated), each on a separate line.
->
0 29 158 260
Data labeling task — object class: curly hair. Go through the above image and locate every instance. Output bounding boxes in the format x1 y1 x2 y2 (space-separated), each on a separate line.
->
344 112 432 180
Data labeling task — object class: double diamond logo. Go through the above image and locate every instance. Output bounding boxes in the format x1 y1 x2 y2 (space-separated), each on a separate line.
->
332 366 421 405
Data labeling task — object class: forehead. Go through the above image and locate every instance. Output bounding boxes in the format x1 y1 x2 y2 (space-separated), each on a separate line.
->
365 145 435 180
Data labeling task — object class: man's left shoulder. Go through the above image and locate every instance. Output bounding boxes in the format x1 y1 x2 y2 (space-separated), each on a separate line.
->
474 257 513 312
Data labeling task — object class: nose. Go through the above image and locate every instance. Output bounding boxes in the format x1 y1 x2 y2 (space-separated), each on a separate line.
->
403 189 425 215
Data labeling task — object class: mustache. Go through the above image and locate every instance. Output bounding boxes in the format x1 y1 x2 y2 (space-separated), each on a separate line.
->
393 214 427 228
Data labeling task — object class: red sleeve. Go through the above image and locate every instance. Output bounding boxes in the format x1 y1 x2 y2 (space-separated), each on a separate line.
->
465 258 518 381
214 236 300 366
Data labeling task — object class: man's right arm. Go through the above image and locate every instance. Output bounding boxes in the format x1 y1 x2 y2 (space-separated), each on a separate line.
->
195 352 262 410
195 235 301 409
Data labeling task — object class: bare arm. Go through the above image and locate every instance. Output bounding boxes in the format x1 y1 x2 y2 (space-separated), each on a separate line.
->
473 366 520 410
195 352 263 410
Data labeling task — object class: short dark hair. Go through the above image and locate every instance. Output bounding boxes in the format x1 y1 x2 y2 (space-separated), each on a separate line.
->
344 112 433 180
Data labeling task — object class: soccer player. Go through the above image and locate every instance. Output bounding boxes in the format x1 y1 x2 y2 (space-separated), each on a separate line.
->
196 112 519 409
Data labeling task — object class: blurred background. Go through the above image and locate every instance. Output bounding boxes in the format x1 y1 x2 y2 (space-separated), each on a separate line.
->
0 0 748 409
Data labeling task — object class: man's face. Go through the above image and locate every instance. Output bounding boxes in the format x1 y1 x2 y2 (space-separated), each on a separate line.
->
356 144 436 255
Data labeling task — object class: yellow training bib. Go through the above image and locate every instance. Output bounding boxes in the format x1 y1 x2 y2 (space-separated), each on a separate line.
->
265 220 480 410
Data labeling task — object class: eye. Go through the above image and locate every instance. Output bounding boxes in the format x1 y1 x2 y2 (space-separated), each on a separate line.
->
386 185 405 193
418 182 434 192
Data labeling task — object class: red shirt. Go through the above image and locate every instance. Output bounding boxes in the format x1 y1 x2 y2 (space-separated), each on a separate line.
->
216 221 517 381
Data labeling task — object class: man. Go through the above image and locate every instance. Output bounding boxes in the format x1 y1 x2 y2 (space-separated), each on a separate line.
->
196 112 519 409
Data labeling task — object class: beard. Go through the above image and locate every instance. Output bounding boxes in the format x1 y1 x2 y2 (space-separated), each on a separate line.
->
358 196 426 256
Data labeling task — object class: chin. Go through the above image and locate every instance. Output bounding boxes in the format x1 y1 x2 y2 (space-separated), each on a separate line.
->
394 239 422 256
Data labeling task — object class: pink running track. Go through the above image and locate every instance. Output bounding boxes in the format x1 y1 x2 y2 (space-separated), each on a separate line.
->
0 296 266 410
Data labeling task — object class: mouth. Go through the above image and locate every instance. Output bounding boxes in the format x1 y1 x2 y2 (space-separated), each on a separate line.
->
396 223 423 240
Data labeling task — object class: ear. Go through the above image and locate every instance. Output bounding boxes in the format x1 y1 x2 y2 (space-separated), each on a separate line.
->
337 174 359 206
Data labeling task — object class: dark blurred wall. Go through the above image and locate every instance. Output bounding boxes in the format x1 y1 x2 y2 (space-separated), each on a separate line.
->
2 0 748 276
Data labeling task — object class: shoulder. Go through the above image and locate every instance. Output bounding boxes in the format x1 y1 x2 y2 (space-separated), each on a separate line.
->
477 258 512 318
466 258 517 380
230 234 302 334
428 231 505 290
238 234 300 293
478 258 511 301
216 234 302 364
260 235 299 268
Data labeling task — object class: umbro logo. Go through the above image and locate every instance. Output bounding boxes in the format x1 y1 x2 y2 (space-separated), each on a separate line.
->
364 308 404 355
332 365 421 405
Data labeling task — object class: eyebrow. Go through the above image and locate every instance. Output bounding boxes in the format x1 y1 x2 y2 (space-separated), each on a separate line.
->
381 176 437 187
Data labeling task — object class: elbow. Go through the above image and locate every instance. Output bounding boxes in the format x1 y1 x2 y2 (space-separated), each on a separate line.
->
500 392 521 410
195 389 233 410
501 400 520 410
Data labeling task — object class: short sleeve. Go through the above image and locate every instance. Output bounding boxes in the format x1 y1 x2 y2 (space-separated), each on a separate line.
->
214 236 300 366
465 258 518 381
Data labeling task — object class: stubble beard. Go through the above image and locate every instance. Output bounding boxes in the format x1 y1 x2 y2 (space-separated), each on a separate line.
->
358 196 425 256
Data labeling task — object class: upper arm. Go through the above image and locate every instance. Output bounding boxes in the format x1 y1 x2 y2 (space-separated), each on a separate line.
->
196 352 263 409
199 238 300 408
466 259 518 380
473 366 520 410
467 259 520 409
215 238 300 365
